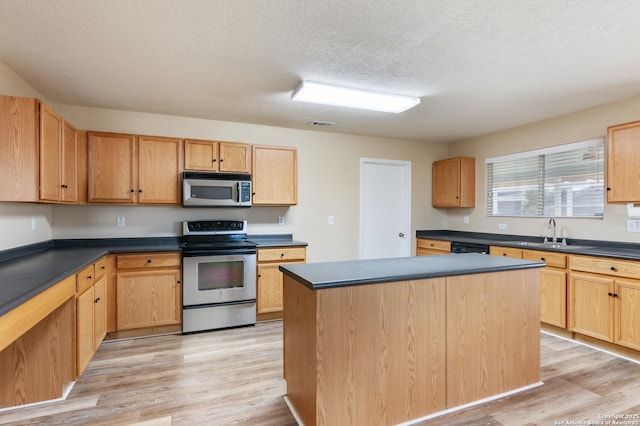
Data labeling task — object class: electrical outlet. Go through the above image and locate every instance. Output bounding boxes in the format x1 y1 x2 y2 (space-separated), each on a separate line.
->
278 216 285 226
627 219 640 232
463 215 469 224
117 216 126 227
31 217 36 231
498 223 508 231
328 215 334 225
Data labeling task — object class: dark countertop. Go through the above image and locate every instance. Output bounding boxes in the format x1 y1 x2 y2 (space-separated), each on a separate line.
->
0 237 182 317
280 253 544 290
248 234 308 248
0 234 307 318
416 230 640 261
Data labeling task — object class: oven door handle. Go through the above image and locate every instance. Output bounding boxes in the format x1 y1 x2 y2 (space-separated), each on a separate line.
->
182 248 257 257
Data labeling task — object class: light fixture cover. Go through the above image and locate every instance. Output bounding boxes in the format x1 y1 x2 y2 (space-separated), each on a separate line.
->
291 81 420 113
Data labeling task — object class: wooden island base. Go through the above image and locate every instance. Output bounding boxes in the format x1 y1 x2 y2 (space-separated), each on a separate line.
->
283 268 541 426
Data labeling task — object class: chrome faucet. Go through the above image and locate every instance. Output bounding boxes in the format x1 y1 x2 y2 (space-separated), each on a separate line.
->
548 218 557 243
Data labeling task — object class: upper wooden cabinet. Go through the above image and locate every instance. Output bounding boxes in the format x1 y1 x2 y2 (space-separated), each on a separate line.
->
606 121 640 203
432 156 475 208
39 104 79 203
252 145 298 205
88 132 182 204
0 96 39 202
184 139 251 173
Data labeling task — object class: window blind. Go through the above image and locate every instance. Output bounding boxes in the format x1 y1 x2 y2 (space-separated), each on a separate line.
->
486 138 604 218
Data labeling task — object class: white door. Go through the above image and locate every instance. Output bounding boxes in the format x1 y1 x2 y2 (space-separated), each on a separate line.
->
359 158 411 259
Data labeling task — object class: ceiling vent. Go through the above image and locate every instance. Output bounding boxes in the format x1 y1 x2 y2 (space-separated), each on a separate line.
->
309 120 336 128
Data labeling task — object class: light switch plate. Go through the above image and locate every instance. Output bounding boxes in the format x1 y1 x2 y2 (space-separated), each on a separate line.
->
498 223 508 230
627 219 640 232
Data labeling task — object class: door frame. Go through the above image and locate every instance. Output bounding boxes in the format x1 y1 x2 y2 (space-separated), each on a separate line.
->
359 158 412 259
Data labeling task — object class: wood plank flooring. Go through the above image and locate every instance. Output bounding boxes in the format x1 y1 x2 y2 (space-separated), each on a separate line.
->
0 321 639 425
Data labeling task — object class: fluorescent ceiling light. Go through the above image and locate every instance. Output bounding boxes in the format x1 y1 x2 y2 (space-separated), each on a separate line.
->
291 81 420 113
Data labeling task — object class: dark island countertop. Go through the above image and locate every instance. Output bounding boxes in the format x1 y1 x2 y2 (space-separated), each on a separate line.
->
279 253 544 290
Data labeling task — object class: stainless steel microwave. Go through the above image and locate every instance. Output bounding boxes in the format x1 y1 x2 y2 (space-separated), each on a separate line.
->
182 172 252 207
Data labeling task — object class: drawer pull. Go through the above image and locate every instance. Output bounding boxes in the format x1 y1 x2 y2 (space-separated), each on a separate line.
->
540 257 545 261
280 253 285 258
502 253 507 256
147 259 152 263
610 266 617 271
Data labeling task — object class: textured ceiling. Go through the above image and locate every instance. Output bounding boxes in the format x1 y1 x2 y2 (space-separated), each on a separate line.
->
1 0 640 142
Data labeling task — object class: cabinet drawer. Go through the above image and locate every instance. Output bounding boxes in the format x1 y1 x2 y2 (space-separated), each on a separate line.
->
116 252 181 269
76 264 95 294
94 257 107 280
258 247 306 262
417 239 451 252
570 255 640 279
490 246 523 258
523 250 567 269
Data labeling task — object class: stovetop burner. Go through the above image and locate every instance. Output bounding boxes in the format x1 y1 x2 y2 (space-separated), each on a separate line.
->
181 220 256 254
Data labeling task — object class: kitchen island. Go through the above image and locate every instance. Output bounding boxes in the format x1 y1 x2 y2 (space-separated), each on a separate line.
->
280 253 545 426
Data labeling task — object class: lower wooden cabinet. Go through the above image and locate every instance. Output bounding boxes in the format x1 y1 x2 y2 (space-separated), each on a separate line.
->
416 238 451 256
523 250 568 329
256 246 306 321
569 255 640 351
76 257 108 377
115 252 182 330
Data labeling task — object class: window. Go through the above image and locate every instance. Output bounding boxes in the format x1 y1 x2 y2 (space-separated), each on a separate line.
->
486 138 604 218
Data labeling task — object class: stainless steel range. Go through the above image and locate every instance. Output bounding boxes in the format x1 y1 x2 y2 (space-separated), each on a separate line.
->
181 220 257 333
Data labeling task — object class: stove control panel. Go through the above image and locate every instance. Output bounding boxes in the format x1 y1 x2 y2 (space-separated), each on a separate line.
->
183 220 247 235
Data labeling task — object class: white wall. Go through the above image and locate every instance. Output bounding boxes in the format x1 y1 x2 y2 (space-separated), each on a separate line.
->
0 62 53 251
51 105 447 262
447 94 640 244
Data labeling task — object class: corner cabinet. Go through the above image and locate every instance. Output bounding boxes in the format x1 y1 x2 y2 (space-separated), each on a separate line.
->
39 104 79 203
115 252 182 331
184 139 251 173
606 121 640 203
88 132 182 204
252 145 298 205
256 246 306 321
432 156 475 208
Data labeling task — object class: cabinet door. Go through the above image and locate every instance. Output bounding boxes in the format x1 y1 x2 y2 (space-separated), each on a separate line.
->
93 275 107 348
39 103 62 201
0 96 39 202
137 136 182 204
432 157 460 207
219 142 251 173
252 145 298 205
569 272 614 342
432 157 475 208
88 132 136 203
116 269 181 330
184 139 218 171
257 264 284 315
61 120 78 202
540 268 567 328
607 121 640 203
76 286 94 377
615 278 640 351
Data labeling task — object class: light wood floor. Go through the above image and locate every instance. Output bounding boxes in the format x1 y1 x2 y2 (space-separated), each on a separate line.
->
1 321 639 425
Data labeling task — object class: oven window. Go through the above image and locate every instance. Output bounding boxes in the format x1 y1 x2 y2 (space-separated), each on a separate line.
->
191 185 232 200
197 260 244 290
